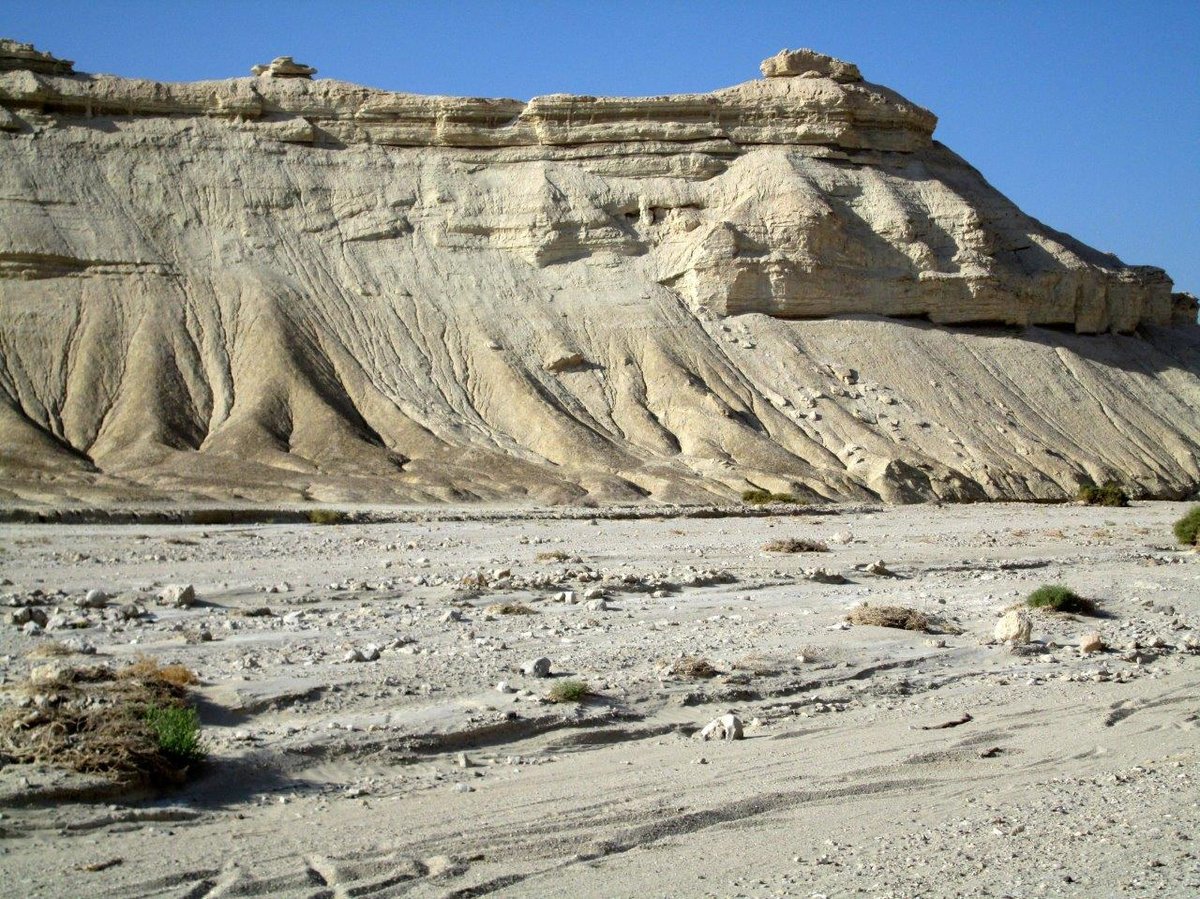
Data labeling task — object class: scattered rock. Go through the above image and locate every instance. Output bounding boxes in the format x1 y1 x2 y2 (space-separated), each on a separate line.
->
994 609 1033 645
521 657 552 678
344 645 380 663
806 568 847 585
1080 632 1105 654
543 352 588 374
77 589 110 609
697 714 744 742
11 607 47 627
865 560 898 577
159 584 196 608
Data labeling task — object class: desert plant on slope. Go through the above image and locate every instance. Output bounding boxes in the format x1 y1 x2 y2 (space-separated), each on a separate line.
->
1077 481 1129 507
1026 584 1095 615
1174 505 1200 546
547 679 589 703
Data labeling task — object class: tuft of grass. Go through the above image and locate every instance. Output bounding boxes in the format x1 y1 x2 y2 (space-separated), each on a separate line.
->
484 602 537 616
763 537 829 554
1077 481 1129 507
119 656 198 688
144 704 205 767
546 679 589 703
27 640 75 658
846 605 930 632
535 550 570 563
1173 505 1200 547
308 509 352 525
1026 584 1096 615
742 489 799 505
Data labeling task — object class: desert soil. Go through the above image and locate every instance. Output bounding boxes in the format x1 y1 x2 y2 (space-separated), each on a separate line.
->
0 501 1197 897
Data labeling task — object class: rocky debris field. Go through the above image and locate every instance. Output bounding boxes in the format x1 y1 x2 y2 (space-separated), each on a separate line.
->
0 501 1197 897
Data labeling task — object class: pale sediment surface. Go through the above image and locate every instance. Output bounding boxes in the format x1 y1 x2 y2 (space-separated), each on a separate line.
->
0 501 1197 896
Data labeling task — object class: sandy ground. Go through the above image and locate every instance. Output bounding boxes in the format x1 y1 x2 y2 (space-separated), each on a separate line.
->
0 501 1197 897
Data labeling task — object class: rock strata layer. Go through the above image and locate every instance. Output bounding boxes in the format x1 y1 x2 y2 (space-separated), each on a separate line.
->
0 40 1196 505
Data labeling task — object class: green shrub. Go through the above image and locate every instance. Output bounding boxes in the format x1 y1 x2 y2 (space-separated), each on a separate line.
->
547 679 589 703
1173 505 1200 546
742 489 798 505
144 705 205 766
1026 584 1095 615
1077 481 1129 507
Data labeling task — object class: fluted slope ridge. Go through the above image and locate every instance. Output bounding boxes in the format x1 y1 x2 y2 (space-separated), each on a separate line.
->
1 40 1196 505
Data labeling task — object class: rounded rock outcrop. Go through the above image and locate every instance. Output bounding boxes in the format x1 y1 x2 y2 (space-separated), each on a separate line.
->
251 56 317 79
759 48 862 82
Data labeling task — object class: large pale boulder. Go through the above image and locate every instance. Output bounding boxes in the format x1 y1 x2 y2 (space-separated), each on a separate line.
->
994 610 1033 645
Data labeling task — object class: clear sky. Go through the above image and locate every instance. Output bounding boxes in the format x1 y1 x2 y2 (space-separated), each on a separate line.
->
4 1 1197 296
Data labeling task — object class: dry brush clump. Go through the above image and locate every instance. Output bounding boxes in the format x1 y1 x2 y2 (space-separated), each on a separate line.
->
484 602 537 616
0 656 204 786
846 604 930 631
763 537 829 554
26 640 76 659
659 656 721 679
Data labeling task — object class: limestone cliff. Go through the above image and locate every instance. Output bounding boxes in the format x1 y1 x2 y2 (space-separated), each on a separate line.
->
1 40 1197 505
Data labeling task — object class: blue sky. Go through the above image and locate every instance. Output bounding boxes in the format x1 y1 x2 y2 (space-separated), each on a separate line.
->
4 1 1197 296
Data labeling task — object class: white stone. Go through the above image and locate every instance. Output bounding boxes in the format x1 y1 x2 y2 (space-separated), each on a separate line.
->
994 609 1033 644
697 714 744 742
159 584 196 608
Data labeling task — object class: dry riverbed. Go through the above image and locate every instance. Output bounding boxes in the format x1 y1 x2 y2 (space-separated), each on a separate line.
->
0 501 1197 897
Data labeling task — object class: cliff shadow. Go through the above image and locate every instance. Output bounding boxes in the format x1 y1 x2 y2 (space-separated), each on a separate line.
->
849 315 1200 378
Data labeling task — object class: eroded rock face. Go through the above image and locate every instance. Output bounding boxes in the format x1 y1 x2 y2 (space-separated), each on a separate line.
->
251 56 317 79
0 38 73 75
0 40 1196 505
760 48 863 82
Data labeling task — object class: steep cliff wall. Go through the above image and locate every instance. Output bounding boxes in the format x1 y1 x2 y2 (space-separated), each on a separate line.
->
1 41 1197 504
